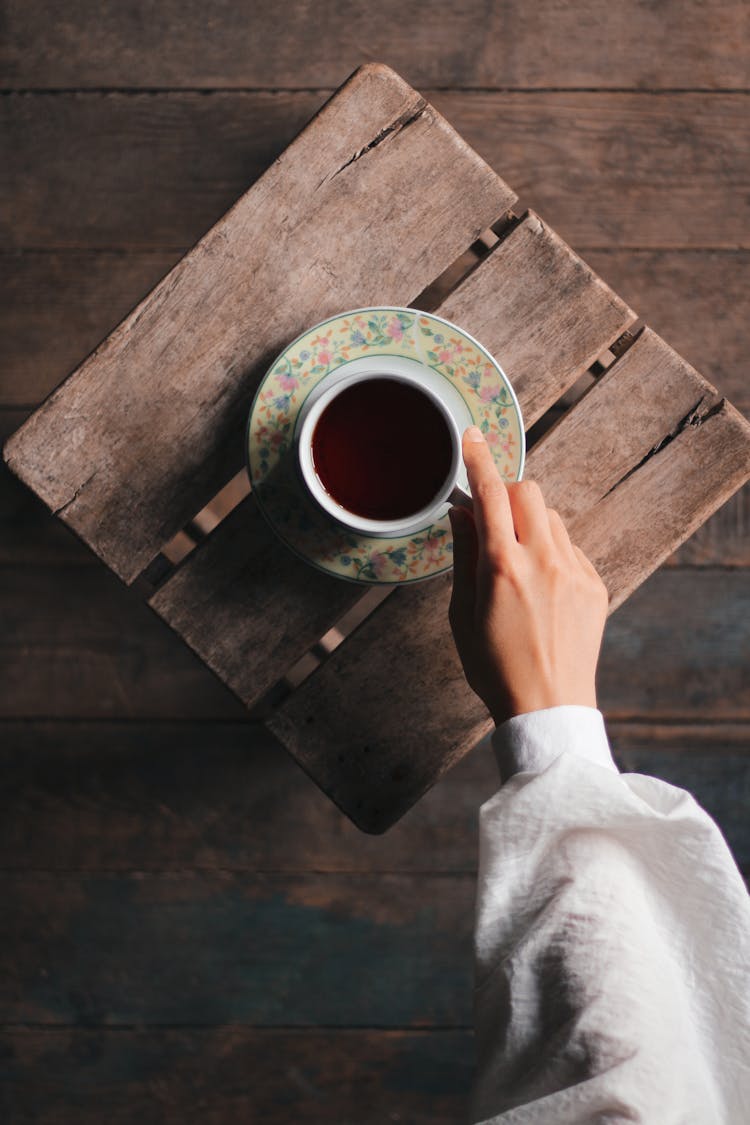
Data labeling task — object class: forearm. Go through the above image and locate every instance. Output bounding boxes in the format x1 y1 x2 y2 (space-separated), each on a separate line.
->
471 707 750 1124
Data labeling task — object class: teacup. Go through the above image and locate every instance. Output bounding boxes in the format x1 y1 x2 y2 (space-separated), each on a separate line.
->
296 361 472 539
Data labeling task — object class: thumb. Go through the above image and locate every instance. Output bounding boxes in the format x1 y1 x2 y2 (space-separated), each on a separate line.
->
448 504 478 646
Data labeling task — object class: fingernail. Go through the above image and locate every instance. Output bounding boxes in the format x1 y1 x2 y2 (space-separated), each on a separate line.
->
464 425 485 443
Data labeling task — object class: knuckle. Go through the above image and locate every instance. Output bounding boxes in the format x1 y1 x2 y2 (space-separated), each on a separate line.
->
474 477 505 503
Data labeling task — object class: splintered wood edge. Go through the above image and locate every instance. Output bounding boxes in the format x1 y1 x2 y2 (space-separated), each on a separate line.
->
572 397 750 614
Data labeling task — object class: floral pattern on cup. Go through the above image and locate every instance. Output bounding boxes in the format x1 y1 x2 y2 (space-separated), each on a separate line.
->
247 308 523 584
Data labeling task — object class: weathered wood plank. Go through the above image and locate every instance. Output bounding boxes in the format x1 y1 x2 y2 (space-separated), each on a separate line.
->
666 488 749 566
1 92 746 251
597 571 750 719
0 252 179 407
1 1 746 89
0 565 246 719
147 211 633 710
149 496 366 711
0 721 494 872
1 720 748 873
584 250 750 416
563 372 750 608
2 66 515 584
0 410 97 564
526 328 724 520
433 212 635 427
0 1028 474 1124
0 873 474 1026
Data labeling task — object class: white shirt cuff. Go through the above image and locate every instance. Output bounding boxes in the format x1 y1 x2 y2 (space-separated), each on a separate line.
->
490 704 619 783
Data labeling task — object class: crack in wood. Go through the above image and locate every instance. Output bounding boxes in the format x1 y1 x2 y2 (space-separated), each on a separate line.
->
52 470 97 517
601 395 726 501
316 100 428 190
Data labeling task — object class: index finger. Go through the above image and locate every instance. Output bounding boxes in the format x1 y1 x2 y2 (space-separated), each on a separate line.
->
461 426 517 562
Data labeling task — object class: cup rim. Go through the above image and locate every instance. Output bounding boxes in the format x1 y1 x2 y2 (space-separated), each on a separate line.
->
296 368 463 537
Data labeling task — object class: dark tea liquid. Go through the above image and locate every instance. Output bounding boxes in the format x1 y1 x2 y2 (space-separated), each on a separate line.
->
311 378 453 520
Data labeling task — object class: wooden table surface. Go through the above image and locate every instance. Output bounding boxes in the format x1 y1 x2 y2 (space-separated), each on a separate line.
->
1 6 749 1122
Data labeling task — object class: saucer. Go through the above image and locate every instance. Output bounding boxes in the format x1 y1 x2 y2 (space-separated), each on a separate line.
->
246 306 525 584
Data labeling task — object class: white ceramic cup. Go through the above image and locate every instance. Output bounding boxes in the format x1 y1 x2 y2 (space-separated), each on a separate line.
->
296 364 473 539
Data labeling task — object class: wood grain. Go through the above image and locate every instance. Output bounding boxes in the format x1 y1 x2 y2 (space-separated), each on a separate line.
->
0 721 493 872
666 487 749 566
0 410 97 564
525 328 724 520
434 211 635 427
0 565 247 719
0 252 179 407
583 250 750 416
0 872 474 1026
147 210 632 711
1 92 746 251
1 720 748 873
149 496 367 711
2 64 515 584
1 1 746 89
0 1028 474 1125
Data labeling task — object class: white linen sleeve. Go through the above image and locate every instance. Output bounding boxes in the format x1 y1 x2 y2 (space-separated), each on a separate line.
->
471 705 750 1125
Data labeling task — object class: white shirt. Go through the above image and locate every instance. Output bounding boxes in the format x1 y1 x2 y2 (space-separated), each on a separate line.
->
471 705 750 1124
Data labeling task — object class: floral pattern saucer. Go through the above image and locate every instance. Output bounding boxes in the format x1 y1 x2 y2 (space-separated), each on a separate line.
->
246 306 525 584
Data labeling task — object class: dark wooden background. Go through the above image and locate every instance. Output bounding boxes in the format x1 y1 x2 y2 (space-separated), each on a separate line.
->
1 3 748 1120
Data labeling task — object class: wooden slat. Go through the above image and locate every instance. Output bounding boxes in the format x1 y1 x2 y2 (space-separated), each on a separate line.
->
526 327 724 519
568 402 750 611
146 211 633 711
2 63 516 584
0 873 473 1026
0 252 179 407
597 571 750 719
0 565 247 719
0 1029 474 1124
2 719 748 873
433 212 635 426
667 488 749 566
267 330 750 831
0 409 96 564
1 92 747 252
2 1 747 89
0 720 493 872
149 496 366 710
583 250 750 416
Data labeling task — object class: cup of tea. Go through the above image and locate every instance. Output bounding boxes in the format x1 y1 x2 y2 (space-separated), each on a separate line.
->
296 365 472 539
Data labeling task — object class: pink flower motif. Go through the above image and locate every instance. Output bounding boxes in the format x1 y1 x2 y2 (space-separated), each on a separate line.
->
369 551 388 577
439 349 451 363
479 385 495 402
270 430 284 446
278 374 298 391
318 350 331 364
485 431 499 445
387 316 404 341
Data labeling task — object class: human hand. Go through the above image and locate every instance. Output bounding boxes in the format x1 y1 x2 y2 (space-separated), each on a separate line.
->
448 426 610 726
